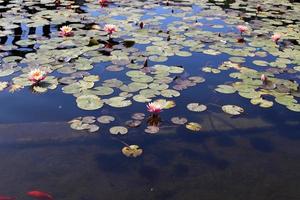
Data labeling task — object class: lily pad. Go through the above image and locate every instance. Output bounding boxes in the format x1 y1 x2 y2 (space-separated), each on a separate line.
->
109 126 128 135
187 103 207 112
171 117 188 125
186 122 202 131
76 94 103 110
222 105 244 115
122 145 143 158
97 115 115 124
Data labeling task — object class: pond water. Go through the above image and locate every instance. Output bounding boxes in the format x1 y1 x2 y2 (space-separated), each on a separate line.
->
0 0 300 199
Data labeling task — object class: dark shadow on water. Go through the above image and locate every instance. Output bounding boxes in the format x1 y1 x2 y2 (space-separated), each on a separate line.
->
171 163 189 177
154 189 176 200
181 148 230 170
152 149 177 165
138 165 160 183
249 137 274 153
215 135 236 147
95 153 135 173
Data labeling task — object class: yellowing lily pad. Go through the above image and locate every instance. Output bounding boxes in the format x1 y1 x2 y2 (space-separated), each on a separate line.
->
186 122 202 131
122 145 143 158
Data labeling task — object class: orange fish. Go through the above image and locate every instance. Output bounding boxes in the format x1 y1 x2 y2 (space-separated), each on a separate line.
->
27 191 53 200
0 196 16 200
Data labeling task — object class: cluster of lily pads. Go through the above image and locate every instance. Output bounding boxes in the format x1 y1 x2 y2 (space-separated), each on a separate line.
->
0 0 299 157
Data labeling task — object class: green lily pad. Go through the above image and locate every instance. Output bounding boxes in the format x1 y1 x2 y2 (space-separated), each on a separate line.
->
187 103 207 112
215 85 236 94
76 94 103 110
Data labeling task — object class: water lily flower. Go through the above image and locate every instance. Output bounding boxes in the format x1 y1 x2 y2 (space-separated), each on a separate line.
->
104 24 117 35
59 25 73 37
271 33 281 43
261 74 268 84
28 68 46 84
99 0 108 7
147 102 162 114
236 25 248 35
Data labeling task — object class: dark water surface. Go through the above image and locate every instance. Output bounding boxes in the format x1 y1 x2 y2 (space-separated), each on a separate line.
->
0 0 299 199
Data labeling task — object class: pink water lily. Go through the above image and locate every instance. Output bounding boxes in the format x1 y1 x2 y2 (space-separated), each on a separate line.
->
261 74 268 83
236 25 248 34
59 26 73 37
28 68 46 84
271 33 281 43
104 24 117 35
99 0 108 7
147 102 162 114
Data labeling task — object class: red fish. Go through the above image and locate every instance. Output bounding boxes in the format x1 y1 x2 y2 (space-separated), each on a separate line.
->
0 196 16 200
27 191 53 200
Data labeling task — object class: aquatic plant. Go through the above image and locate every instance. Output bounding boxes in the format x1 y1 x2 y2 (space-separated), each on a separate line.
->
104 24 117 36
59 26 73 37
236 25 248 35
147 102 162 114
271 33 281 43
28 69 46 85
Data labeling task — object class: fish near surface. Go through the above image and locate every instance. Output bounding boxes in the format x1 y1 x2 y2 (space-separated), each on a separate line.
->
27 191 53 200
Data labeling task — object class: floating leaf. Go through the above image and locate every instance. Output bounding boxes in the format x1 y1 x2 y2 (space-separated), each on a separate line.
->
0 82 9 91
88 124 100 133
187 103 207 112
109 126 128 135
186 122 202 131
145 126 160 134
125 120 142 128
105 97 132 108
171 117 188 125
122 145 143 158
97 115 115 124
132 113 145 120
250 98 273 108
215 85 236 94
0 69 14 77
76 94 103 110
222 105 244 115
